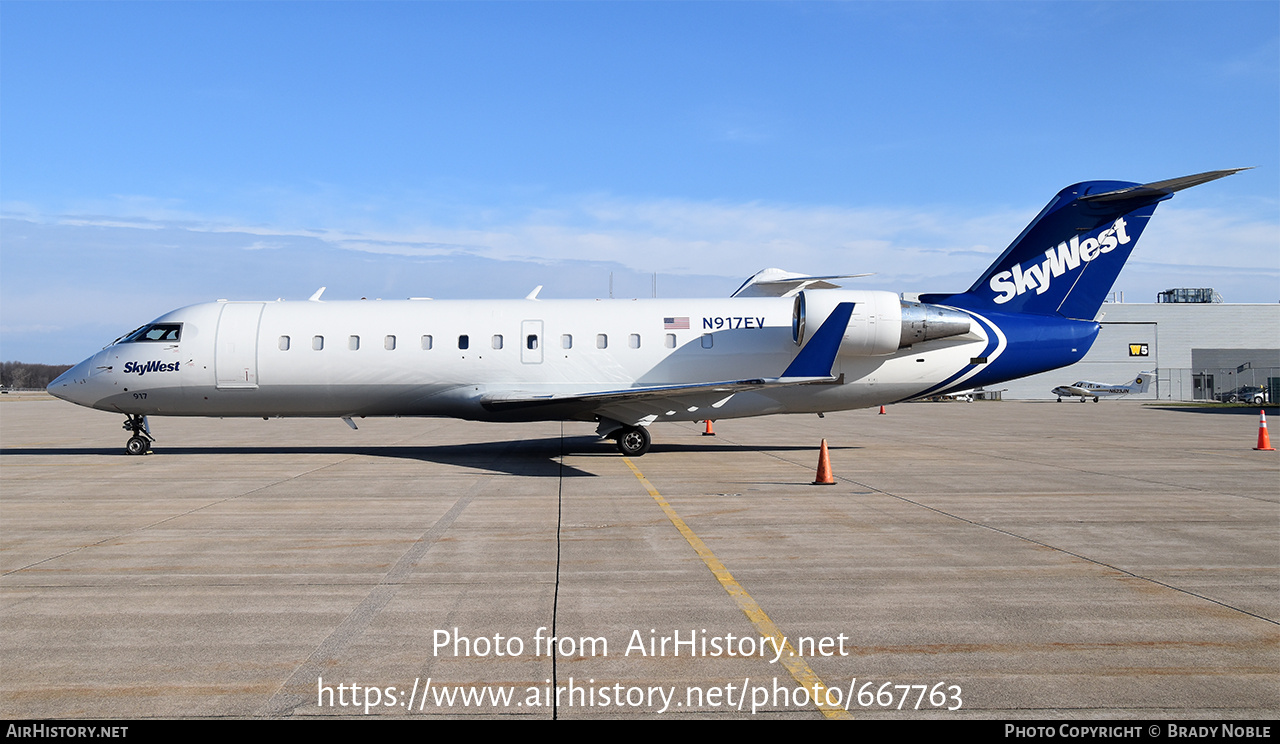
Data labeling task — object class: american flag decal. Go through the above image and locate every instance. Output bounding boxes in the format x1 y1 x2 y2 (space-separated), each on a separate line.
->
664 316 689 330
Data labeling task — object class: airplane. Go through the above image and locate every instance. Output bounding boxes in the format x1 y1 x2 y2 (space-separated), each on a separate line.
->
48 168 1244 457
928 387 1000 403
1053 372 1154 402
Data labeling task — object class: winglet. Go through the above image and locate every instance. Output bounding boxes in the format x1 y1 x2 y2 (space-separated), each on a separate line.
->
781 302 854 378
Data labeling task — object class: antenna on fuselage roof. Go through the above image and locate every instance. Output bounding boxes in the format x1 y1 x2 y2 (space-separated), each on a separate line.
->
308 287 326 302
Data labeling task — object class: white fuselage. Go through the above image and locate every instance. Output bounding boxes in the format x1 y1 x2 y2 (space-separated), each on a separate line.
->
52 294 991 426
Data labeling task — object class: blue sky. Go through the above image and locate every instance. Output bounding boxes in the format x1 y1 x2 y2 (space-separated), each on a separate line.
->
2 1 1277 363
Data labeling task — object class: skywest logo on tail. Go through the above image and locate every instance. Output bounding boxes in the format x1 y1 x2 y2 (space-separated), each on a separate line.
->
989 217 1131 304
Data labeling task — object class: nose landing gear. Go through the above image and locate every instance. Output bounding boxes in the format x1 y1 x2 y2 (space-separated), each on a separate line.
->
122 415 153 455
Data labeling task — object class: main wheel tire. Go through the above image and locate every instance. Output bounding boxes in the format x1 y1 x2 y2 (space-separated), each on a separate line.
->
615 426 651 457
126 436 149 455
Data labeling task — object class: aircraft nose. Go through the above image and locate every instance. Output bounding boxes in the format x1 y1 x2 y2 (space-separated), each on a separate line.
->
47 358 96 406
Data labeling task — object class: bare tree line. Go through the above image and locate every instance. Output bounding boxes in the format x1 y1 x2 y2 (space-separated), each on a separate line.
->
1 362 73 390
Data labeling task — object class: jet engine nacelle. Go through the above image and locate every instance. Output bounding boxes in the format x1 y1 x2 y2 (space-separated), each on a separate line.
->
793 290 972 355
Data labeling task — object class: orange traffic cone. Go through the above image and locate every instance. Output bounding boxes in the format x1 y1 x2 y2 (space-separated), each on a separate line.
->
878 405 886 415
1255 410 1275 451
813 439 835 485
703 419 715 436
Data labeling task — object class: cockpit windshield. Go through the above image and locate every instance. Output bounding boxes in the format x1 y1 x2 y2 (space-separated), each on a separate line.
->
118 323 182 344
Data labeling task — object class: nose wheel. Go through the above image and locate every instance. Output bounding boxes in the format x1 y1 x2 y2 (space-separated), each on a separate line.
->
122 415 153 455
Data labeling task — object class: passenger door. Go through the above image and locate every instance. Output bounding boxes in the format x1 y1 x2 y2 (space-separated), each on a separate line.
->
215 303 265 388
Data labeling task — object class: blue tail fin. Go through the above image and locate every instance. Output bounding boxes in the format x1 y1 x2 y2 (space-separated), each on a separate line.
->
921 169 1246 320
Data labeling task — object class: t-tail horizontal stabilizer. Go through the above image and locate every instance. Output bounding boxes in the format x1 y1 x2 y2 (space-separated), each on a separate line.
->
1079 168 1250 203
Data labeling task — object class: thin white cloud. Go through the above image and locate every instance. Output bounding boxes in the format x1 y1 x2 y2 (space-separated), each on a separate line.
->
1137 207 1279 268
7 192 1275 296
334 240 474 257
283 196 1033 286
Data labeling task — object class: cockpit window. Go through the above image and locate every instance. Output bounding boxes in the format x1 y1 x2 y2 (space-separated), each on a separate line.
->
120 323 182 344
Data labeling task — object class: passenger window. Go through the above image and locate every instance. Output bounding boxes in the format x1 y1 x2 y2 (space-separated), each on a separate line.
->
492 335 503 350
421 335 433 350
629 334 641 349
527 335 538 350
349 335 360 351
561 334 572 349
458 335 469 350
279 335 290 351
385 335 396 350
597 334 608 349
701 334 713 349
665 334 676 348
313 336 324 351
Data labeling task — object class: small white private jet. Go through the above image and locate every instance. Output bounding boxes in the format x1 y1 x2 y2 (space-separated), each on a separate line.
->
1053 372 1155 403
49 169 1242 456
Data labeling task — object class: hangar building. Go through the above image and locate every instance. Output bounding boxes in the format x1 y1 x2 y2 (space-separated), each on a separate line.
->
991 290 1279 402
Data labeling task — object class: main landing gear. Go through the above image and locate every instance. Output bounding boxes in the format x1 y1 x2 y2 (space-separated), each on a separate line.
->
614 425 651 457
122 414 153 455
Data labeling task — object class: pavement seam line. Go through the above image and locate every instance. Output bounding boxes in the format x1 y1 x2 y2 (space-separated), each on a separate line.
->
761 449 1280 628
1 456 358 577
258 482 481 717
622 457 852 720
844 426 1271 502
552 422 565 720
679 423 1275 625
2 422 448 578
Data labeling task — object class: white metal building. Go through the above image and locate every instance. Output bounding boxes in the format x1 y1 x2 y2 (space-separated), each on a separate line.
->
995 301 1280 401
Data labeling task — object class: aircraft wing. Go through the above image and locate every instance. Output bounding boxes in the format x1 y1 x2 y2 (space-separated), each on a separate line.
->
479 376 838 428
480 375 835 410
